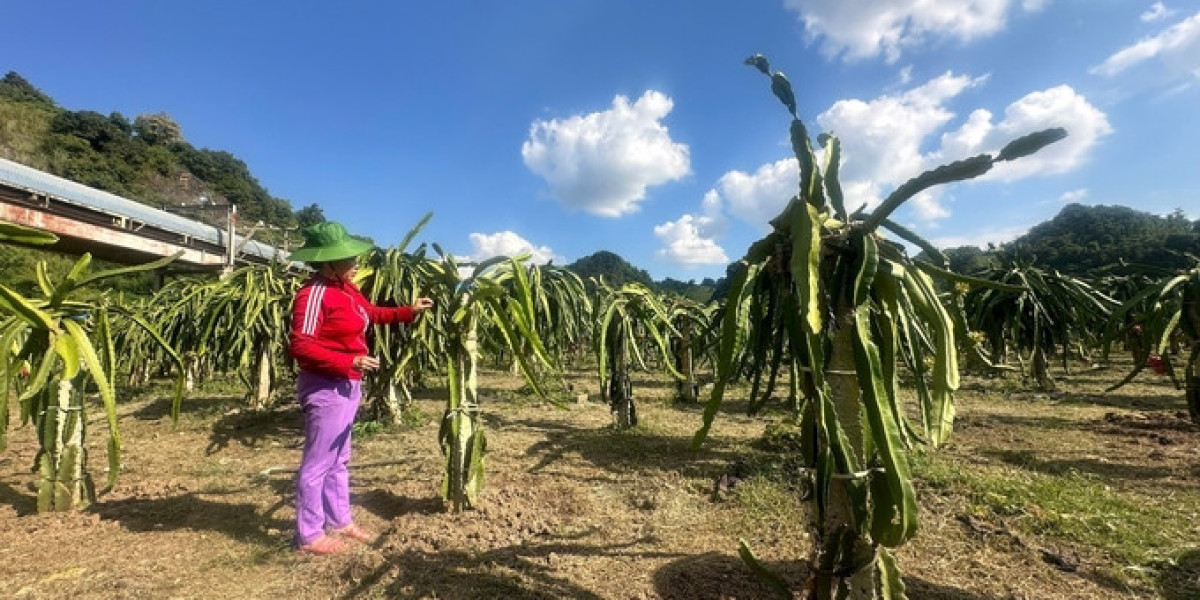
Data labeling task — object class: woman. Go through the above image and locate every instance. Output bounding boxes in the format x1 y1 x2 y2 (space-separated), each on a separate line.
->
287 221 434 555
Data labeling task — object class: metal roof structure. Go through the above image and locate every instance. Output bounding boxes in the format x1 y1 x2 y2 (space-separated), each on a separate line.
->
0 157 290 268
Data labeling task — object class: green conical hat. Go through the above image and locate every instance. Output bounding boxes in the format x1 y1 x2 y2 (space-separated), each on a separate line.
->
288 221 373 262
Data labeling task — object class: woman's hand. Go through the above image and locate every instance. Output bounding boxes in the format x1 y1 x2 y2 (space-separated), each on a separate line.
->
352 355 380 372
412 297 435 313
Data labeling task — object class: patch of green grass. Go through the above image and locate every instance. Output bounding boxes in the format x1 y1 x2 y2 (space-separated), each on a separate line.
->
352 420 388 438
399 405 432 428
204 542 281 570
491 382 572 407
726 476 809 542
194 376 258 398
245 542 282 566
191 459 235 478
913 451 1200 567
350 409 432 437
736 420 813 490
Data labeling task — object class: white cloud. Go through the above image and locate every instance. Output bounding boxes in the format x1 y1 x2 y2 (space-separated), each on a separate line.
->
931 224 1030 249
699 188 725 223
910 193 951 220
714 158 800 230
1141 2 1173 22
654 190 730 268
465 231 561 265
1059 188 1088 203
1091 11 1200 83
653 214 729 268
521 90 690 217
782 0 1046 62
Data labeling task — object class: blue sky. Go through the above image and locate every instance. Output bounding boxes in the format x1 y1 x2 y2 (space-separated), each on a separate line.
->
2 1 1198 281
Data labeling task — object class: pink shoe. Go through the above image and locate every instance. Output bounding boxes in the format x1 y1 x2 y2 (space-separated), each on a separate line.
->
298 535 347 555
331 523 377 544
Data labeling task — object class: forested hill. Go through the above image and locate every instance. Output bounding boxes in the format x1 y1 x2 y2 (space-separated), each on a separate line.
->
941 203 1200 276
566 250 716 303
0 71 323 242
567 251 654 289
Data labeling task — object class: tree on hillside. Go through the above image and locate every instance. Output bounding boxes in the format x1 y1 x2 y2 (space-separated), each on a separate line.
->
42 110 145 197
709 262 742 302
49 111 131 154
659 276 715 304
940 246 991 276
133 112 184 146
0 72 55 107
295 203 326 228
171 145 294 225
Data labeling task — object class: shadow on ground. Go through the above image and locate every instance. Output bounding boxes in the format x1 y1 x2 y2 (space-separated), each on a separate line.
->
355 488 444 522
92 490 290 547
652 554 1000 600
0 481 36 516
1158 548 1200 600
957 412 1080 432
903 578 1003 600
1054 391 1186 412
339 536 680 599
132 394 249 421
653 552 807 600
252 468 443 526
981 448 1175 482
204 405 304 455
495 416 741 479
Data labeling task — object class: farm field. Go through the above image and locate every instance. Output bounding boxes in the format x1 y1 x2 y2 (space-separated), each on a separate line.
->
1 360 1197 600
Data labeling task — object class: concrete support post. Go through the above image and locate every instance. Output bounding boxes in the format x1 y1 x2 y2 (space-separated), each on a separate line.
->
226 204 237 267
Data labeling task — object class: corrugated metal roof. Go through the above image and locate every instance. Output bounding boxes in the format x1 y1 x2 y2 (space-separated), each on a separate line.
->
0 157 286 261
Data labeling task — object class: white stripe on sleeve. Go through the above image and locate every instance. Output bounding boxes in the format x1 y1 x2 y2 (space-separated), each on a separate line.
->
301 283 326 335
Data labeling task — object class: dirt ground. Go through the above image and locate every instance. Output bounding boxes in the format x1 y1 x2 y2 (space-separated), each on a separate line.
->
1 362 1198 600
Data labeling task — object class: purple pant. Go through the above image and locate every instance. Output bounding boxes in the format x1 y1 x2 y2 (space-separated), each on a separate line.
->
295 371 361 546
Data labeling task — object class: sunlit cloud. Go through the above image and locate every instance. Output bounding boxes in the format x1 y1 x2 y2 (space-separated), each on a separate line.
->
1141 2 1173 23
713 158 800 231
654 191 729 268
782 0 1048 62
653 215 729 267
1060 188 1088 203
930 224 1031 249
522 91 690 217
465 231 561 265
1091 10 1200 87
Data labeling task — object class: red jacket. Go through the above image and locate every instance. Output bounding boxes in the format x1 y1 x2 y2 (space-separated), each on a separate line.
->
289 274 416 380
